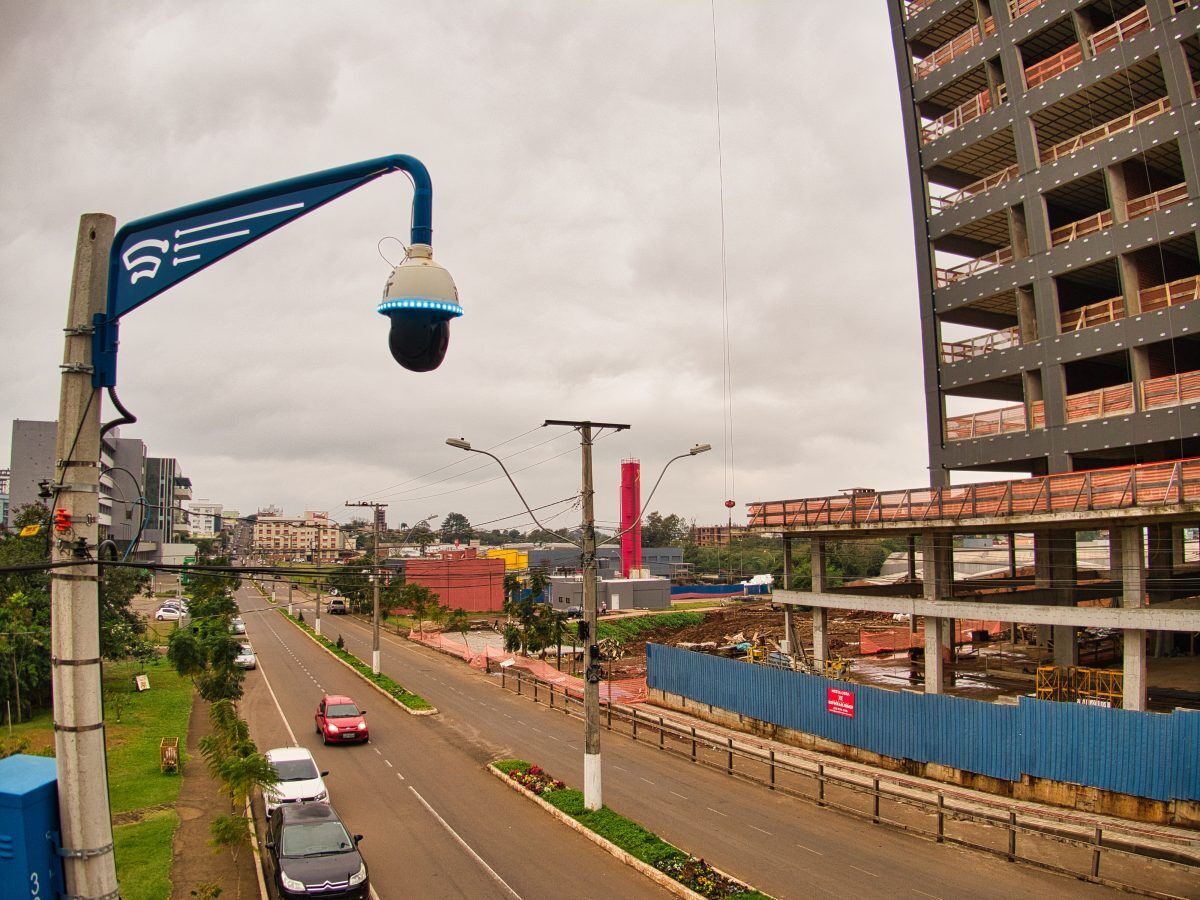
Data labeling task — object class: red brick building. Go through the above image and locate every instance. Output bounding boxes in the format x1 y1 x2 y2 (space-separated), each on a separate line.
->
403 551 505 613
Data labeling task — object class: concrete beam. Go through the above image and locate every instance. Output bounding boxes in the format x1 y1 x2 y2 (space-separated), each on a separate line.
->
772 589 1200 631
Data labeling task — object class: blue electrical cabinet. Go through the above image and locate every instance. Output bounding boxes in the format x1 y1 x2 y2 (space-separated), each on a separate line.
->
0 754 64 899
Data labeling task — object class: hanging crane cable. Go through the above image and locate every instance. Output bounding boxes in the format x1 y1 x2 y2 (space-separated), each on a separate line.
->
711 0 738 569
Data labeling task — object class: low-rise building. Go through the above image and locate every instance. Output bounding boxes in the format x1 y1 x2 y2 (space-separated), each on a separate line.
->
252 510 345 562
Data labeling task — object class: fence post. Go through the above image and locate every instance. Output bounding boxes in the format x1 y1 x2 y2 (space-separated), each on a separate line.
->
691 726 697 762
632 708 638 741
533 679 538 703
769 750 775 790
549 683 554 709
817 764 825 805
936 794 944 843
873 777 880 823
659 716 665 750
501 667 505 690
1007 811 1016 861
727 738 733 775
516 670 522 695
1092 827 1102 878
607 700 612 730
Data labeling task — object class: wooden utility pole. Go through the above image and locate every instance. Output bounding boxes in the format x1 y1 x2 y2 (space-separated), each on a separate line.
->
346 500 387 673
51 213 119 895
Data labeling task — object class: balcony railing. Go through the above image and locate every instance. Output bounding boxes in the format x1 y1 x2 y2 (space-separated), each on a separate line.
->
747 457 1200 528
930 163 1019 212
1143 370 1200 410
1050 209 1113 246
914 17 996 79
1008 0 1048 19
1040 96 1171 164
1089 6 1151 56
1125 182 1188 218
934 245 1014 287
1065 383 1135 422
1139 274 1200 313
1025 43 1082 89
940 326 1020 363
921 84 1006 144
944 403 1029 441
904 0 938 18
1060 271 1200 332
1060 295 1125 332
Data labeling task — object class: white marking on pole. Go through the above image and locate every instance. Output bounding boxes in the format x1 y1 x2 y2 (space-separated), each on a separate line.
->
257 660 298 746
408 787 522 899
173 229 250 252
174 202 305 237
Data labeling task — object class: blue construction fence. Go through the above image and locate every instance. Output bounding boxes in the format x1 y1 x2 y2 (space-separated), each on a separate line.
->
646 643 1200 802
670 583 770 598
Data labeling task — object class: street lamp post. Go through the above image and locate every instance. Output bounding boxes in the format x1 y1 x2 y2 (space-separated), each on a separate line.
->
446 425 709 811
346 500 387 674
50 155 457 895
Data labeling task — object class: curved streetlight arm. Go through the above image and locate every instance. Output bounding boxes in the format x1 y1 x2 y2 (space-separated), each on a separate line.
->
597 443 710 548
445 440 581 548
94 153 434 389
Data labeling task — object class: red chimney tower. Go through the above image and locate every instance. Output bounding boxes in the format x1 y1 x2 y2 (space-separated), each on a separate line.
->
620 459 642 578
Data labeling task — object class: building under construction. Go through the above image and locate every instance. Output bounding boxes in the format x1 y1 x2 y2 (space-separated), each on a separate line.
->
747 0 1200 712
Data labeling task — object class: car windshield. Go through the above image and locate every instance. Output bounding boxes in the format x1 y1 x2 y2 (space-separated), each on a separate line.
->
326 703 359 718
281 821 354 857
272 758 319 782
238 645 253 655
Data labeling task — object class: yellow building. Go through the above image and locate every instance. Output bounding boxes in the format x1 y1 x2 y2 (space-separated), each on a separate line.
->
485 547 528 571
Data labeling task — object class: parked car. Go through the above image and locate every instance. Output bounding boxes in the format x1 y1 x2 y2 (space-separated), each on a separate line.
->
154 606 184 621
265 802 368 898
315 695 369 745
264 747 329 816
326 599 348 615
230 616 247 634
233 642 257 670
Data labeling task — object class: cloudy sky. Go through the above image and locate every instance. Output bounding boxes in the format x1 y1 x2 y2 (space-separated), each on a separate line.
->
1 1 943 534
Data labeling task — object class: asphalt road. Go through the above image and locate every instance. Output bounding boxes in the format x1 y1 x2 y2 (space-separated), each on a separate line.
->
247 587 1123 899
236 586 668 899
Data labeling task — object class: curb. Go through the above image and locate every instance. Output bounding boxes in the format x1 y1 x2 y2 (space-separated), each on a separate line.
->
245 797 270 900
487 764 752 900
278 610 437 717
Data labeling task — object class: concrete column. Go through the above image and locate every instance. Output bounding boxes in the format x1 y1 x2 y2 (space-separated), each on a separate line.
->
921 534 953 693
782 537 793 591
924 617 945 695
811 536 828 592
1120 526 1148 711
907 535 917 583
781 605 793 655
812 608 828 671
1035 530 1078 665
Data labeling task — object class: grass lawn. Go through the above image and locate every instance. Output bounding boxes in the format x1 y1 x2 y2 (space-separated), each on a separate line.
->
596 611 704 642
114 809 179 900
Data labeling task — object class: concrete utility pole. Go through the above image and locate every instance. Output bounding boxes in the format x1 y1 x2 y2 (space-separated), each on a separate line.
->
51 213 119 896
346 500 387 674
545 419 630 811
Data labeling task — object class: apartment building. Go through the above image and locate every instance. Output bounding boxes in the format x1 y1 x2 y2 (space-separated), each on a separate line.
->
252 510 345 562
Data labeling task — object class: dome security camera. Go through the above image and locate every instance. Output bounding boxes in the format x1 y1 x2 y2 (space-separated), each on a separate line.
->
377 244 462 372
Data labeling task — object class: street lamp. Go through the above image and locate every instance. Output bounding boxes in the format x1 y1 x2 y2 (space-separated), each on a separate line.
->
446 426 709 811
50 154 456 895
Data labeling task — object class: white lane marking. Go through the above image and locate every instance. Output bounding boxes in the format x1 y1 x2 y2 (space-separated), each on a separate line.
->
706 807 728 817
612 765 629 773
797 843 824 856
640 778 655 785
547 735 562 742
912 891 942 900
396 772 406 782
849 865 879 878
384 760 393 768
374 748 382 756
408 786 523 899
749 825 772 835
670 791 689 800
257 659 298 746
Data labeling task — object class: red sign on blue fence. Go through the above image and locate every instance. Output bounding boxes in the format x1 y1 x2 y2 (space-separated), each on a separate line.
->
827 687 855 718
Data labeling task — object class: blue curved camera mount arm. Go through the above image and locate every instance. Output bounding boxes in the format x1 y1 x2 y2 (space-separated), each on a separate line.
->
93 154 433 388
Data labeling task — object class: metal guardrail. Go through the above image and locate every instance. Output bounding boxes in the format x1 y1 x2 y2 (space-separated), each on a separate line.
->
493 666 1200 895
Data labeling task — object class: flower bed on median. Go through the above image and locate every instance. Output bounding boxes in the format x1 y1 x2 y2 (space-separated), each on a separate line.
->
493 759 770 899
282 612 432 711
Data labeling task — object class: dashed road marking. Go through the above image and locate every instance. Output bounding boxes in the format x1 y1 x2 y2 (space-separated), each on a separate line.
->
849 865 878 878
749 825 771 835
670 791 688 800
706 807 728 817
640 777 655 785
797 844 824 856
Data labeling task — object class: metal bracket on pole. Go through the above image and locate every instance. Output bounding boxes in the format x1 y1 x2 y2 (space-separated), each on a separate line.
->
59 363 94 374
63 325 95 337
58 841 114 860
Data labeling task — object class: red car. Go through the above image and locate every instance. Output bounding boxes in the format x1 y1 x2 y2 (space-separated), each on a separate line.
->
315 694 369 744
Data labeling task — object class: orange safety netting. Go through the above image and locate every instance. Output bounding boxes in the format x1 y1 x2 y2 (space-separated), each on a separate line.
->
406 629 648 703
859 619 1005 655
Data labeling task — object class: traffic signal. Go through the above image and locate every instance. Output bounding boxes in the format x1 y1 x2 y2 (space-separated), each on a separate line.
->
53 509 72 533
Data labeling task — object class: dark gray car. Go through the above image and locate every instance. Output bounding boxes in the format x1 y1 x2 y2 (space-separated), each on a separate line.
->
265 802 368 899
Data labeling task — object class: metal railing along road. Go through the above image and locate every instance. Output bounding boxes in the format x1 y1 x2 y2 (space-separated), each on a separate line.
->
491 666 1200 895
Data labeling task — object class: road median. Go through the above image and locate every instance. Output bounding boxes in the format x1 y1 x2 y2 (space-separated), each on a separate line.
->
490 759 770 900
278 610 436 715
